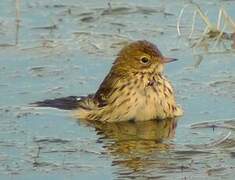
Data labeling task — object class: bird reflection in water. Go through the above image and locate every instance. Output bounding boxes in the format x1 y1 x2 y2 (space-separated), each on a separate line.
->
80 118 178 176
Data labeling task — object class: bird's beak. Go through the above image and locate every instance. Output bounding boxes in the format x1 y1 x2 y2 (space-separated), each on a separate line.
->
160 57 178 64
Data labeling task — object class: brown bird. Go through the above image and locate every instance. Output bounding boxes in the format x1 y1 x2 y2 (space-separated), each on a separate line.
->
73 40 183 122
34 40 183 122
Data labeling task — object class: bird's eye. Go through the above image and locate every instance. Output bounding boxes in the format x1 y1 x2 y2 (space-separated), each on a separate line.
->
140 56 150 64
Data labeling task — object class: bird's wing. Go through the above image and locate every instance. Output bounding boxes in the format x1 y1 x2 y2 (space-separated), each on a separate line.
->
94 71 123 107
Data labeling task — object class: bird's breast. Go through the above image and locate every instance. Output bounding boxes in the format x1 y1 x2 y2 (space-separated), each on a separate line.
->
131 74 179 120
92 73 182 122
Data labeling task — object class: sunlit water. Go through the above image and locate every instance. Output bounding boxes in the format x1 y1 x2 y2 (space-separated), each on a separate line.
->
0 0 235 179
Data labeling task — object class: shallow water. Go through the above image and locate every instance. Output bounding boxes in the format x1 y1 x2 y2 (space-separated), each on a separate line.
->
0 0 235 179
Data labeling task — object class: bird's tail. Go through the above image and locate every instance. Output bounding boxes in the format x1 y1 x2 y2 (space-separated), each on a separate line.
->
31 96 80 110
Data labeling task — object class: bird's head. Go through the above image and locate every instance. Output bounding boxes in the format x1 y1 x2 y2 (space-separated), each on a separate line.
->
112 40 177 74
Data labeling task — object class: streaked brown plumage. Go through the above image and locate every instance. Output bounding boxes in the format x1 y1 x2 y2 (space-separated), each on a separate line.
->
73 40 183 122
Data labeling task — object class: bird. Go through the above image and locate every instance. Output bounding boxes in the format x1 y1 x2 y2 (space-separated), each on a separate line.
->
33 40 183 122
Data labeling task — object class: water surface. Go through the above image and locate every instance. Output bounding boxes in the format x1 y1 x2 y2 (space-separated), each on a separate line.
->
0 0 235 179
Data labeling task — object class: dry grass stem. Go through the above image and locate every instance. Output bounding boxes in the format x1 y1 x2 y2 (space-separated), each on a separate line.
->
177 4 189 36
190 118 235 130
186 132 231 149
189 11 197 39
15 0 20 45
177 3 235 51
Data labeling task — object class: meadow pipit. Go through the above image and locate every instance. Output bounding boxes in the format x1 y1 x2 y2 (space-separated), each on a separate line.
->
73 40 183 122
